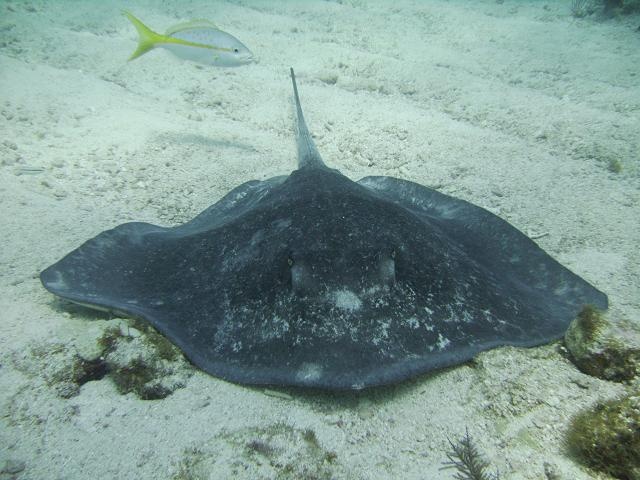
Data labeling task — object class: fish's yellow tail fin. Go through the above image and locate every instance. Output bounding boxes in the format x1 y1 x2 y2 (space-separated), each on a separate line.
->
123 10 164 61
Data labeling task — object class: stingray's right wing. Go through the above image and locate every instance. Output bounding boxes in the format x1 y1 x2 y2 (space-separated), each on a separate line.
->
358 175 608 315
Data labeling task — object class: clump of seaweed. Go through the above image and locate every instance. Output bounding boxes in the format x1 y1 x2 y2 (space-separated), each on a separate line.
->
574 304 607 343
110 357 172 400
95 321 191 400
564 306 640 382
441 429 500 480
12 342 109 399
608 158 623 173
129 318 181 361
97 325 123 353
565 392 640 479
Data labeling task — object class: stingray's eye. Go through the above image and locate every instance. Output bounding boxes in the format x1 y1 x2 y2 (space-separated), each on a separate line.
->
377 250 396 287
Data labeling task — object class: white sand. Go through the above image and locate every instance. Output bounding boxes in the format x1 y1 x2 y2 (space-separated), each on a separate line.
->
1 0 639 478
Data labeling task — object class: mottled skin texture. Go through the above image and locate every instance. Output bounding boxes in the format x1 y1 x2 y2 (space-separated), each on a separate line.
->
40 70 607 390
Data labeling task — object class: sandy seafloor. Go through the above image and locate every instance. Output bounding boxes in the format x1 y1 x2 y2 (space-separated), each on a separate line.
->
0 0 639 478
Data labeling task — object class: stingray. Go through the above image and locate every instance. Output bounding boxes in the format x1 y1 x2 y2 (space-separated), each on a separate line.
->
41 68 607 390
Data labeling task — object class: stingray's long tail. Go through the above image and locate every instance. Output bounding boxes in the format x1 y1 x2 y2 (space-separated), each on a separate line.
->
290 68 327 170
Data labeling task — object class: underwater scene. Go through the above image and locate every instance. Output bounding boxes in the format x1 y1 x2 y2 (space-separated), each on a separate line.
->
1 0 639 479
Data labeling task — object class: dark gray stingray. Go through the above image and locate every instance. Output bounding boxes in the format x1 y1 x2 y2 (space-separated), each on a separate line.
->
41 68 607 390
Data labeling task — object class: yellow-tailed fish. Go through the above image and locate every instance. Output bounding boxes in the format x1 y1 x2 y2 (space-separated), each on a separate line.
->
123 10 255 67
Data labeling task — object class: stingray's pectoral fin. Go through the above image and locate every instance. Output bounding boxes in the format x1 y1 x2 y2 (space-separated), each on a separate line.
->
40 222 167 317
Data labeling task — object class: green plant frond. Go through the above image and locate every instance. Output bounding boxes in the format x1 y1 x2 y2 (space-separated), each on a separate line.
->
441 428 500 480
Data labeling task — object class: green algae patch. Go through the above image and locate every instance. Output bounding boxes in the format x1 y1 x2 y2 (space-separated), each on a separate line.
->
564 306 640 382
96 319 193 400
566 392 640 479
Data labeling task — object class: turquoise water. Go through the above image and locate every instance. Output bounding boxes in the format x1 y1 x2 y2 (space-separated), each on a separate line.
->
0 1 638 479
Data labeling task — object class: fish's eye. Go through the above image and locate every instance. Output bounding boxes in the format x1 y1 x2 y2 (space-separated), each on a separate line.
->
233 48 239 53
287 257 294 267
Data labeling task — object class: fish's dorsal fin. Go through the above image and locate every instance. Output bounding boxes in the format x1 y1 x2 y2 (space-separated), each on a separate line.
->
165 19 219 36
290 68 326 170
